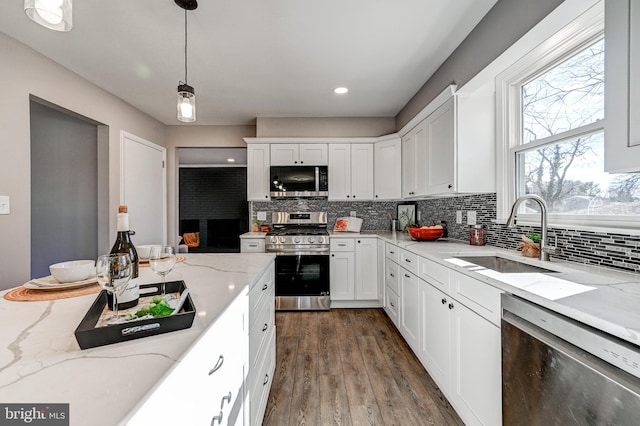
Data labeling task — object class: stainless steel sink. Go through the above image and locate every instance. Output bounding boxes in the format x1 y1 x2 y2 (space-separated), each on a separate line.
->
454 256 557 274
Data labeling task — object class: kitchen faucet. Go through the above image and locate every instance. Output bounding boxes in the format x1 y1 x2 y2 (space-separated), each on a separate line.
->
506 194 558 261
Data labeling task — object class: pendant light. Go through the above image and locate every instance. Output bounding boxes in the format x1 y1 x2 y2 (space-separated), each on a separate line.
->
176 0 197 123
24 0 72 32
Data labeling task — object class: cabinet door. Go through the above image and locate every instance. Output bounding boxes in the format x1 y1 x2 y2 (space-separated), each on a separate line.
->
402 132 416 198
399 268 420 350
247 144 271 201
414 120 429 197
418 280 450 390
427 97 455 194
270 144 299 165
377 239 385 304
299 144 328 165
330 250 355 300
449 299 502 426
374 138 402 200
354 238 378 300
605 0 640 172
350 144 374 200
328 144 352 200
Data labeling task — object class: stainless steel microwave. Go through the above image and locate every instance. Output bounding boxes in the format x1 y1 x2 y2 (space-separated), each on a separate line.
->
270 166 328 198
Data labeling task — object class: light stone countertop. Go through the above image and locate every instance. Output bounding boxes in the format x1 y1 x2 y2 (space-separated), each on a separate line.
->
239 232 267 238
0 253 275 426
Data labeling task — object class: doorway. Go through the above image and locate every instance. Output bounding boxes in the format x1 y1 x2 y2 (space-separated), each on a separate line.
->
30 101 99 278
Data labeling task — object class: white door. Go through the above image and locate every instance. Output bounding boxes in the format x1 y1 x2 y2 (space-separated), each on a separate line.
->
355 238 378 300
121 132 166 245
328 144 352 200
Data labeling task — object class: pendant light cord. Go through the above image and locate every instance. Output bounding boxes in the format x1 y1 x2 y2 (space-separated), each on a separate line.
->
184 8 188 85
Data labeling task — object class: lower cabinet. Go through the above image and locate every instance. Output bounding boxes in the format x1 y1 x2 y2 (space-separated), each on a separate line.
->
399 268 420 351
330 237 379 304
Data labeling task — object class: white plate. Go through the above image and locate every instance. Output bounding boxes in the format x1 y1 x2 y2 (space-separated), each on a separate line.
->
24 275 98 291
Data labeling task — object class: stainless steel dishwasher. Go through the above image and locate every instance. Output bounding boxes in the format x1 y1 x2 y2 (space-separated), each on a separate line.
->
502 294 640 425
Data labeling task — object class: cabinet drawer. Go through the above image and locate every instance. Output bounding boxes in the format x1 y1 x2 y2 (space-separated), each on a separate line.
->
385 260 400 295
385 286 400 327
249 293 275 368
418 256 450 292
250 325 276 401
330 238 355 252
385 243 400 263
450 270 503 326
241 238 266 253
249 264 274 319
400 249 418 274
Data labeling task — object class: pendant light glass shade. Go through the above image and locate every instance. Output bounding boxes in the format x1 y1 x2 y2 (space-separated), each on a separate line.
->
177 83 196 122
24 0 72 32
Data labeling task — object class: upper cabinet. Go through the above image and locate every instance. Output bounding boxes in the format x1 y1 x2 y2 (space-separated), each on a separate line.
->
401 89 495 198
374 137 402 200
270 143 328 165
328 144 374 201
247 144 270 201
605 0 640 172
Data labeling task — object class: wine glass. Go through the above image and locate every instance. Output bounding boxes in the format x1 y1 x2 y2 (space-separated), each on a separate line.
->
148 245 177 296
96 254 133 320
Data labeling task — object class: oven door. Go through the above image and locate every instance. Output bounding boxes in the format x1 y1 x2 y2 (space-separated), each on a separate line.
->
274 254 330 297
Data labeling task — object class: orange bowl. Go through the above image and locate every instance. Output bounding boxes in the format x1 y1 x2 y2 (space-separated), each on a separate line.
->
407 226 445 241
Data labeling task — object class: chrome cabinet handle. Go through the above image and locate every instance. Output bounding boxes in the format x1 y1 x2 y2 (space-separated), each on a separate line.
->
262 283 268 291
208 355 224 375
221 392 232 409
211 411 223 425
263 374 270 385
262 323 268 332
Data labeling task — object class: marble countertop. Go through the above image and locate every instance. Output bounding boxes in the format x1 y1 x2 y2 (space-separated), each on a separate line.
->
0 253 275 426
239 232 267 238
368 231 640 348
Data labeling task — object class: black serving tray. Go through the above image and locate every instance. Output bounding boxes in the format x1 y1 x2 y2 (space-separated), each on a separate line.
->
74 280 196 350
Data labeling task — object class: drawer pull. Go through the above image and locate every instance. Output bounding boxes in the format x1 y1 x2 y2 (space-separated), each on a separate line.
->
405 258 412 263
390 301 395 308
338 243 347 246
390 251 395 254
211 411 223 425
448 303 454 310
404 274 410 278
221 392 232 409
262 283 268 291
249 243 258 247
390 273 395 277
263 373 270 386
208 355 224 375
441 298 447 304
262 323 268 332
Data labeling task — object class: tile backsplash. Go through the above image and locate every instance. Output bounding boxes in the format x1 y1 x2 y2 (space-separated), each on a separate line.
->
253 193 640 273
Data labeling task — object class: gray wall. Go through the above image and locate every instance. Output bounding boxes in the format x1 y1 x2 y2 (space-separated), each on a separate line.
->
256 117 396 138
30 102 98 278
396 0 565 129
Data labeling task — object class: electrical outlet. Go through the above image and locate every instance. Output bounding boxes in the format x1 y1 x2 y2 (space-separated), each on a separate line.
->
467 211 477 225
350 211 357 217
257 211 267 221
0 196 9 215
456 210 462 224
417 211 421 222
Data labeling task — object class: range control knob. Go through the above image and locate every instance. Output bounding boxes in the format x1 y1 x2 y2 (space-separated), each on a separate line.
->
293 237 302 244
308 237 316 243
278 236 286 244
270 236 278 243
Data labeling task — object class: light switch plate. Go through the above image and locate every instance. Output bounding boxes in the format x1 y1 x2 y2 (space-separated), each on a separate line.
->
350 211 357 217
257 211 267 221
456 210 462 224
0 196 9 215
467 211 477 225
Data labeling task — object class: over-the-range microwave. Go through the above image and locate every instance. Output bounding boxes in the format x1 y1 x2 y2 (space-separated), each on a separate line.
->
270 166 328 198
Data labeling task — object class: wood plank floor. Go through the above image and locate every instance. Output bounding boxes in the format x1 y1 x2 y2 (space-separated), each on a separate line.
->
263 309 464 426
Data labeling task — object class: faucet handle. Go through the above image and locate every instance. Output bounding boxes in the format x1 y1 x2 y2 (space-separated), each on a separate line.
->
542 245 560 256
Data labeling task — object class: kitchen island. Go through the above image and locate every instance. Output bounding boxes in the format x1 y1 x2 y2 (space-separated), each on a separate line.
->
0 253 275 426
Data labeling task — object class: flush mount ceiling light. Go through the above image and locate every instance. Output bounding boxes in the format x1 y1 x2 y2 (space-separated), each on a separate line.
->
24 0 72 32
175 0 198 123
334 87 349 94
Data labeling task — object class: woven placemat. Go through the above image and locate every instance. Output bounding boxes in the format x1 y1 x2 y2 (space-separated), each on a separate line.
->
4 283 101 302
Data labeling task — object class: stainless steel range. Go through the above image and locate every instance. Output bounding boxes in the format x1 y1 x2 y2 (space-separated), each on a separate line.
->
266 212 330 311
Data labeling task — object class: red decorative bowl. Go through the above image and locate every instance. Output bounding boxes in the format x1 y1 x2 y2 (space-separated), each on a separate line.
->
407 226 445 241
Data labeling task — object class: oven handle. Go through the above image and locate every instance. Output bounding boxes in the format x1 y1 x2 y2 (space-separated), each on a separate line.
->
267 250 329 256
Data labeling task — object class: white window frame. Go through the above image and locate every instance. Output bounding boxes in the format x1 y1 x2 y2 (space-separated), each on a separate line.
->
494 2 639 232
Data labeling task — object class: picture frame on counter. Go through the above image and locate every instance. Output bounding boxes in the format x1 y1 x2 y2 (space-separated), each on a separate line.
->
397 203 416 231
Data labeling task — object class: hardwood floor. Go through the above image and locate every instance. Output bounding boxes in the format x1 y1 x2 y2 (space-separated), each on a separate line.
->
263 309 464 426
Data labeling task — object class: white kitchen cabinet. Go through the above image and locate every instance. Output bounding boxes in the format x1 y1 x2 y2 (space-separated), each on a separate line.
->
424 93 495 195
355 238 378 300
418 279 450 390
377 238 385 305
605 0 640 172
270 143 328 165
399 267 420 351
330 249 355 300
128 292 247 426
374 137 402 200
328 144 374 201
247 144 271 201
384 246 400 328
402 120 428 198
240 237 265 253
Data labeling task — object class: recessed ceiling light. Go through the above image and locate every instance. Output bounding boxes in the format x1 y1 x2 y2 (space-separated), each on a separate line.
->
227 158 235 163
334 87 348 94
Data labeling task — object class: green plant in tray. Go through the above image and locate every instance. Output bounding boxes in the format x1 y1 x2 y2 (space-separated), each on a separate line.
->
527 232 541 243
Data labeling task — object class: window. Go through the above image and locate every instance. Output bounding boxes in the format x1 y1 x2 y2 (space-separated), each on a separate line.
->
499 4 640 229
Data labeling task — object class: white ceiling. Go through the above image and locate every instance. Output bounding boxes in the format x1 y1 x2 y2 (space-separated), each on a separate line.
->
0 0 497 125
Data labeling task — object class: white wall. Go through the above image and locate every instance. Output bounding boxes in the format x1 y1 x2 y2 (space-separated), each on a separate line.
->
0 33 166 290
256 117 395 138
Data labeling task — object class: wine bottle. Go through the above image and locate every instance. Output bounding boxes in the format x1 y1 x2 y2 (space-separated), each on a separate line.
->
107 205 139 310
